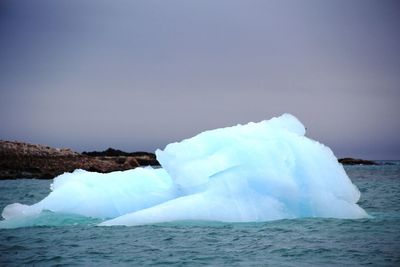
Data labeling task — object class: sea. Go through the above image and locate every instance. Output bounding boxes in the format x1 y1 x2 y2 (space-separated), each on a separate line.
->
0 162 399 266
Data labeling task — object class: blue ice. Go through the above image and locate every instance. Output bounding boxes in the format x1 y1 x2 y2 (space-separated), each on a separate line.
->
1 114 367 227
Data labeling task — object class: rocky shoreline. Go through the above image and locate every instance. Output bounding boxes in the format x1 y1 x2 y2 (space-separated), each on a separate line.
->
337 157 377 165
0 140 378 179
0 140 159 179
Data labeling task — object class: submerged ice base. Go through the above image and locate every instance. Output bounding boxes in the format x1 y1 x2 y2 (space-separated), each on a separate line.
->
1 114 368 228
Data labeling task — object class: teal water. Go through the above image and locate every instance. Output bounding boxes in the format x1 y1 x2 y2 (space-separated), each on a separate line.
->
1 163 399 266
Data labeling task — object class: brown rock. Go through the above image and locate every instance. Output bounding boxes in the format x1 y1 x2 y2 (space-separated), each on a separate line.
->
0 140 158 179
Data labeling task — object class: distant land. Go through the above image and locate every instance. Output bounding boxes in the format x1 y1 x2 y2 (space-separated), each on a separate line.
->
337 157 376 165
0 140 159 179
0 140 377 179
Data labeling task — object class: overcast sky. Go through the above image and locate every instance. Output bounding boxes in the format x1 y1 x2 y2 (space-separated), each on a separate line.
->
0 0 399 159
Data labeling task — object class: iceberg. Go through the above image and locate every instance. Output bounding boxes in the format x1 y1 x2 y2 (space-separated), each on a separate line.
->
0 114 368 228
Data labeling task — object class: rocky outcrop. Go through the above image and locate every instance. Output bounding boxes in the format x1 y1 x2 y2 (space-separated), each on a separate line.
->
0 141 160 179
338 157 377 165
82 148 159 166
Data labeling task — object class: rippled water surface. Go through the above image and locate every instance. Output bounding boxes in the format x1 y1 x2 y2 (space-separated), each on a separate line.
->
1 163 399 266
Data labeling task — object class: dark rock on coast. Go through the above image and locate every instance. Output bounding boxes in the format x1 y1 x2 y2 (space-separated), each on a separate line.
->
82 148 159 166
0 140 160 179
338 157 377 165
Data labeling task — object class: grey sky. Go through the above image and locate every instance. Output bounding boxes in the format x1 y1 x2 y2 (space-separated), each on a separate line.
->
0 0 399 159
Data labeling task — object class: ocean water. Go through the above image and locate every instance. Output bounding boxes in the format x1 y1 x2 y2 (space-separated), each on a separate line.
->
1 162 399 266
